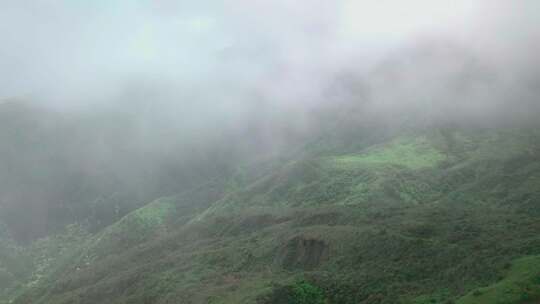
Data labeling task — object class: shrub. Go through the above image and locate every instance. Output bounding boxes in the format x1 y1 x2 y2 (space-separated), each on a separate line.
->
259 281 326 304
291 281 326 304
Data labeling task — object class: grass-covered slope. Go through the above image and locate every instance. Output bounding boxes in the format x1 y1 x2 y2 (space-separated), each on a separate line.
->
457 255 540 304
0 225 32 303
6 127 540 304
328 136 446 170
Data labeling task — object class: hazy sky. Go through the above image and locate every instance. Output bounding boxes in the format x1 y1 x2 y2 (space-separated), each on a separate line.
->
1 0 539 114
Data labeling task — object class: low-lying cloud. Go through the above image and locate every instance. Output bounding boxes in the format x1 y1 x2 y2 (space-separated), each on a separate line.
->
0 0 539 122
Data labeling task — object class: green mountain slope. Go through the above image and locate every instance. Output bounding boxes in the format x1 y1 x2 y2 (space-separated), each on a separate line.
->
457 255 540 304
4 127 540 304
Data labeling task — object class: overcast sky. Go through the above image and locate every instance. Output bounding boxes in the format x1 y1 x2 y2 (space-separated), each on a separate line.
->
1 0 539 115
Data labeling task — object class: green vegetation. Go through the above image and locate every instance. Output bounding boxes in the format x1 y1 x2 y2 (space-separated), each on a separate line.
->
291 281 326 304
457 255 540 304
3 127 540 304
328 136 446 170
258 281 327 304
132 198 175 227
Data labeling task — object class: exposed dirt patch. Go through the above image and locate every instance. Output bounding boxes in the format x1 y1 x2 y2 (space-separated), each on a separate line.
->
278 236 329 270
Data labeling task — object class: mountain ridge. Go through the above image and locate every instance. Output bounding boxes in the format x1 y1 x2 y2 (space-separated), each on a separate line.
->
3 124 540 303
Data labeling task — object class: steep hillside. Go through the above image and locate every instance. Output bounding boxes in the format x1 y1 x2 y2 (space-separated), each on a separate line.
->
5 126 540 304
0 100 262 241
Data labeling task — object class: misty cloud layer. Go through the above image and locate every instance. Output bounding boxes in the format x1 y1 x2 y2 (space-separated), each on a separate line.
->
1 0 538 114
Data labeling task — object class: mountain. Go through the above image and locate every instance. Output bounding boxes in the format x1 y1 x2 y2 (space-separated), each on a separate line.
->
2 41 540 303
2 113 540 303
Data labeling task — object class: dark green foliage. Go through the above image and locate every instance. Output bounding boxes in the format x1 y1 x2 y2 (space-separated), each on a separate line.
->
258 281 326 304
4 125 540 304
291 281 326 304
